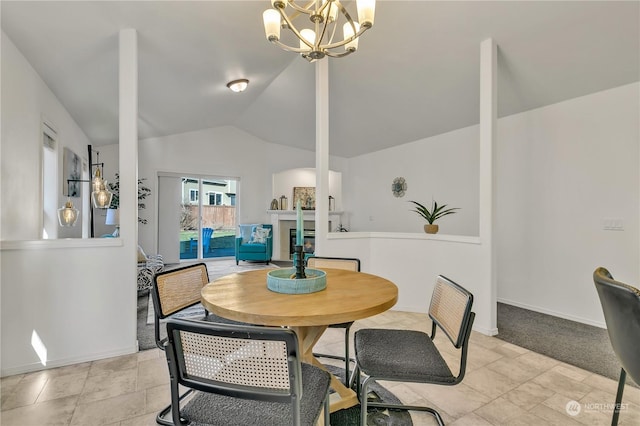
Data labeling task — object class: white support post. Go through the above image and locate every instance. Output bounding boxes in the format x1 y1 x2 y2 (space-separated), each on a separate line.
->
119 29 139 316
479 38 498 332
315 59 329 253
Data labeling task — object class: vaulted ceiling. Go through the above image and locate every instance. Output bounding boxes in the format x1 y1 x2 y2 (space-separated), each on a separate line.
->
2 1 638 158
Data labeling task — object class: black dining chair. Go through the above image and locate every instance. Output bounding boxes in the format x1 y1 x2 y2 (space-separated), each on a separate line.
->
593 267 640 426
157 318 331 426
151 263 247 350
306 256 361 386
353 275 475 426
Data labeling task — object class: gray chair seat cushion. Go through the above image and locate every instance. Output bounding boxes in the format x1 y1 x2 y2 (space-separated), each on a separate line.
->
204 312 249 326
355 328 455 383
180 363 330 426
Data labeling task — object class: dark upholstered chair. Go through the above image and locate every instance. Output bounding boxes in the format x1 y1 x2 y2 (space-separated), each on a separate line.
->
593 267 640 426
157 318 331 426
151 263 247 350
235 224 273 265
354 275 475 426
306 256 360 386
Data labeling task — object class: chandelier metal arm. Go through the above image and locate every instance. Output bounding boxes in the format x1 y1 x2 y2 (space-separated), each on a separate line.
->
276 8 368 51
285 0 319 16
323 47 355 58
318 24 369 50
271 38 316 54
315 5 333 49
277 8 315 49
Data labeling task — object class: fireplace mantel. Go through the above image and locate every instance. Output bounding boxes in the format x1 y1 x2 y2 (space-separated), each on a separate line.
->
268 210 344 260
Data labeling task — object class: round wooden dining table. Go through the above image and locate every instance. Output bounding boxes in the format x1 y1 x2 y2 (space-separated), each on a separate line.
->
201 267 398 413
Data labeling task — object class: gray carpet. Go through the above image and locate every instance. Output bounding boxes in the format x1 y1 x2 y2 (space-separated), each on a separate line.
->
496 302 636 387
136 289 157 350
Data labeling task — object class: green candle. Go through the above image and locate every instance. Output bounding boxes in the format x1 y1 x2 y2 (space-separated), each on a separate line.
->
296 200 303 246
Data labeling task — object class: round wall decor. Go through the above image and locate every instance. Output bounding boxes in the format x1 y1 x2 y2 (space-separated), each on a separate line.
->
392 177 407 197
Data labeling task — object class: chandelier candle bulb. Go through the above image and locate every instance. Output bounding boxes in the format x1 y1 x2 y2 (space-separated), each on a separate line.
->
263 9 281 41
343 22 359 51
357 0 376 27
300 28 316 49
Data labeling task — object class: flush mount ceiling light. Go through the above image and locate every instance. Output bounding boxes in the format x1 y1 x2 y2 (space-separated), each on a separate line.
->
227 79 249 93
263 0 375 62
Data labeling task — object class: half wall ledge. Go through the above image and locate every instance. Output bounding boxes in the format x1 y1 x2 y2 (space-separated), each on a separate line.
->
327 232 481 245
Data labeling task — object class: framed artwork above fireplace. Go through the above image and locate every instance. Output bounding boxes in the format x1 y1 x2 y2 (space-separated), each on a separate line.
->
293 187 315 210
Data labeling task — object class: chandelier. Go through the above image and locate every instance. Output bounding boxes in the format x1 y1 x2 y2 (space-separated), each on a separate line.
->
263 0 376 61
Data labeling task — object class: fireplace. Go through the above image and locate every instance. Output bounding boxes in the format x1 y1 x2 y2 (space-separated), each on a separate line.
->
289 229 315 259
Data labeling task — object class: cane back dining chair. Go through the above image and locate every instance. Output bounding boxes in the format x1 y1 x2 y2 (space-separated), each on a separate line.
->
157 318 331 426
354 275 475 426
593 267 640 426
151 263 247 350
306 256 361 386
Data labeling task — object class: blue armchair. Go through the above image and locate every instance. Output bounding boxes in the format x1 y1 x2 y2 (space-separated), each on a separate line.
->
190 227 214 254
235 224 273 265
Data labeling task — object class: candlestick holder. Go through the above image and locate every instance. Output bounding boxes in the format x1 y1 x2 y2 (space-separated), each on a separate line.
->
294 245 306 279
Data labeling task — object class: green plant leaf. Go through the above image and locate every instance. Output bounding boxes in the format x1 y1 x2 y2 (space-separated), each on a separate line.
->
409 199 459 224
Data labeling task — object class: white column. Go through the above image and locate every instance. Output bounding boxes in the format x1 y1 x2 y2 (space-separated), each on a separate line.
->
315 59 329 253
119 29 139 325
479 38 498 333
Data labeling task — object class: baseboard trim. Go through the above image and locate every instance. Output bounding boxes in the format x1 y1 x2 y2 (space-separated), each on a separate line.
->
1 344 138 377
474 325 499 336
498 298 606 329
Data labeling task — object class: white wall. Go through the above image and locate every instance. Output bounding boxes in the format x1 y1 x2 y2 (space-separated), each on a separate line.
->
344 126 480 236
496 82 639 327
340 82 639 328
137 126 348 255
1 32 137 376
1 32 92 240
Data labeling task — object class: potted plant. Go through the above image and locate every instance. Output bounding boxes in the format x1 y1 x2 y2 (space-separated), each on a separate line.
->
108 173 151 224
409 200 459 234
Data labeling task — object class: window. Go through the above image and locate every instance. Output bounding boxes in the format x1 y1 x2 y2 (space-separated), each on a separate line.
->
189 189 198 203
208 192 223 205
42 121 57 239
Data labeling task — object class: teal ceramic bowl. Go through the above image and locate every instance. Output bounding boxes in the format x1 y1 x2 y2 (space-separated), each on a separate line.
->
266 268 327 294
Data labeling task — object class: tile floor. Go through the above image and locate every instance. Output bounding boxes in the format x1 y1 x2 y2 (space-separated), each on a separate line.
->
1 310 639 425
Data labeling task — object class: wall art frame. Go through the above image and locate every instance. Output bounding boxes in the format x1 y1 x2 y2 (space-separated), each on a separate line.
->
63 147 82 197
293 187 315 210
